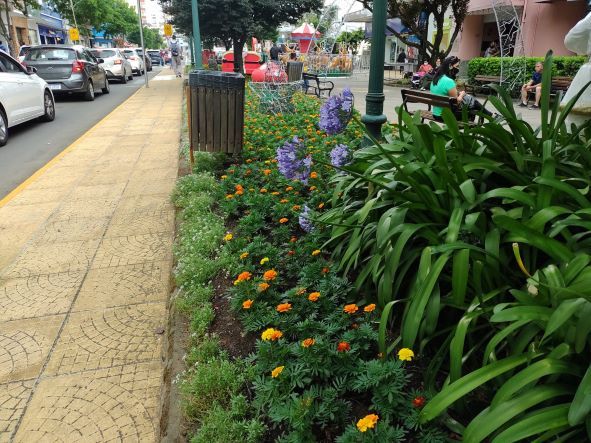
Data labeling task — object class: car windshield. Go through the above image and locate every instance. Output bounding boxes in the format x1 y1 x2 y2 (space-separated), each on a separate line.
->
136 49 144 56
93 49 117 58
123 50 134 56
25 48 76 61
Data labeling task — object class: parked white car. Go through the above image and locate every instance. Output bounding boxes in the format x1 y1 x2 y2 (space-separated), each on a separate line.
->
90 48 133 83
0 50 55 146
121 48 145 76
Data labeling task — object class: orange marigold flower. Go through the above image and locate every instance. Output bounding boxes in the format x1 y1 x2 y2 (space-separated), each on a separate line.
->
280 199 289 203
263 269 278 281
263 169 272 176
245 169 252 176
357 414 379 432
311 249 321 256
226 194 234 200
308 292 320 302
279 218 289 224
239 252 249 260
276 302 292 313
242 299 254 309
310 171 318 179
260 188 268 193
322 267 330 274
271 366 284 378
309 186 317 191
318 202 325 209
258 282 270 292
228 169 235 174
288 250 296 256
261 328 283 341
344 304 359 314
290 236 298 243
302 338 315 348
337 341 351 352
364 304 376 313
292 205 301 211
246 159 253 163
234 271 252 285
235 185 244 195
412 396 426 408
285 186 294 191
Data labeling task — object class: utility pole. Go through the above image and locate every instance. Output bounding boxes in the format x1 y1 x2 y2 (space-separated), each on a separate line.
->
361 0 388 139
136 0 149 88
4 0 16 56
68 0 79 43
191 0 202 69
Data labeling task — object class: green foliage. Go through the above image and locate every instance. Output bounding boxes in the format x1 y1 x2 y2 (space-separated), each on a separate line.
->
51 0 136 36
321 52 591 440
467 56 587 83
336 30 366 54
127 26 164 49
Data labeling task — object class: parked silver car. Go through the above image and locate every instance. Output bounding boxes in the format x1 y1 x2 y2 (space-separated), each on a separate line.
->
121 48 145 76
23 45 110 101
90 48 133 83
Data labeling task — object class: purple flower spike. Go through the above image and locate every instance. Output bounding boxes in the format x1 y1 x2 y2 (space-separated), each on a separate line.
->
299 205 314 233
276 136 311 184
330 144 351 168
319 88 354 135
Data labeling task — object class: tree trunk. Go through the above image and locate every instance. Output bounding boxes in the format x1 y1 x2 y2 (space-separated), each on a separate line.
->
4 0 16 57
233 36 244 73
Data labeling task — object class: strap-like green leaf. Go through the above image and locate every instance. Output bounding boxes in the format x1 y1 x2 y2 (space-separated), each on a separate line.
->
569 364 591 426
491 403 571 443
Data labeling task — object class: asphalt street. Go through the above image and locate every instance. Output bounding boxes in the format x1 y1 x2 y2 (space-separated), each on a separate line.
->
0 66 166 199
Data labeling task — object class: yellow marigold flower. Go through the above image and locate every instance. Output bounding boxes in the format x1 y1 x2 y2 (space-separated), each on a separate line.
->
276 302 292 313
224 233 233 241
264 160 271 165
357 414 379 432
258 282 270 292
398 348 415 361
260 257 269 265
260 188 268 193
261 328 283 341
318 202 325 209
309 186 317 191
279 218 289 224
246 159 253 163
240 252 249 260
263 169 272 176
234 271 252 285
263 269 278 281
242 299 253 309
364 304 376 313
302 338 315 348
271 191 281 196
297 288 307 296
292 205 301 211
310 171 318 179
271 366 284 378
221 175 228 180
311 249 321 256
344 304 359 314
226 194 234 200
308 292 320 302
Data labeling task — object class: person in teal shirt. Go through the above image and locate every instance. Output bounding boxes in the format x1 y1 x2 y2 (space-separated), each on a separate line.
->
430 56 493 121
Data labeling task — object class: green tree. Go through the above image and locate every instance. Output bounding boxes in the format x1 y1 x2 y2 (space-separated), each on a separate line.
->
50 0 114 34
101 0 138 38
357 0 469 63
128 26 164 49
336 29 366 54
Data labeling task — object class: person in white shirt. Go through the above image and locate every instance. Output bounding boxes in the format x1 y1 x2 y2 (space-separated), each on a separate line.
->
169 35 182 77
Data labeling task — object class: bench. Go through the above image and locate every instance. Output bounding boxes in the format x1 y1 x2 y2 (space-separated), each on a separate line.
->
527 76 572 102
465 75 501 95
302 73 334 98
401 89 482 126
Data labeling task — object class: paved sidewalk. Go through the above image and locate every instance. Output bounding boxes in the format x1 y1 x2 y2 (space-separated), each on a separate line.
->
0 73 182 442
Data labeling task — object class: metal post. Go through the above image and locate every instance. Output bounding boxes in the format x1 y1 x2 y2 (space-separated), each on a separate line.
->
136 0 149 88
361 0 388 139
191 0 202 69
189 33 195 67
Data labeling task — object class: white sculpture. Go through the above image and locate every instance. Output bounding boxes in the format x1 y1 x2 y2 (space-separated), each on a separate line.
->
561 12 591 126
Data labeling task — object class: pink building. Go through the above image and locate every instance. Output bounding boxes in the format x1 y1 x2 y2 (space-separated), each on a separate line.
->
456 0 588 59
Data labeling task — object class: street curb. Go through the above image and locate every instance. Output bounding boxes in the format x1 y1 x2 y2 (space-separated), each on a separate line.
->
0 86 145 210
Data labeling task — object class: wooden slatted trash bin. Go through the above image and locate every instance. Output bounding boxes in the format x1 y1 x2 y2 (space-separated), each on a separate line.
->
188 70 245 154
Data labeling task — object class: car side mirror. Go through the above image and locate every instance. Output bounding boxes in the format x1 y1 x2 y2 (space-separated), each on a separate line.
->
98 58 104 64
26 65 37 74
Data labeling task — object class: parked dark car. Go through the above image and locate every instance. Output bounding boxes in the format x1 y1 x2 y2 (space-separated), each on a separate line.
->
23 45 110 101
135 48 152 72
147 49 163 66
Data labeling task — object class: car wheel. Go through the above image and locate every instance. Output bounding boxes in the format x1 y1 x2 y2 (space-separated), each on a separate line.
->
84 80 95 101
121 73 127 84
0 109 8 147
102 76 110 94
128 72 133 80
40 90 55 122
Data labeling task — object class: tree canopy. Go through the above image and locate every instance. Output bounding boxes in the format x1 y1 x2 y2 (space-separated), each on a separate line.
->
357 0 469 63
336 29 366 54
128 26 164 49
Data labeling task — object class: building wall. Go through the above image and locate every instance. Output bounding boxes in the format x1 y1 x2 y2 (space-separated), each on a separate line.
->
456 0 587 59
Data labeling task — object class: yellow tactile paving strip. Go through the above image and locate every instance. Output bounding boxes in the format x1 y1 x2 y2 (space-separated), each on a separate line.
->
0 73 181 442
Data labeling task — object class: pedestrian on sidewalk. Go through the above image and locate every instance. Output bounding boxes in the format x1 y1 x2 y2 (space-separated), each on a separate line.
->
520 62 543 109
170 35 182 78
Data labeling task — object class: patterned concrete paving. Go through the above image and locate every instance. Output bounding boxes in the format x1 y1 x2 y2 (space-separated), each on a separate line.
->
0 72 181 442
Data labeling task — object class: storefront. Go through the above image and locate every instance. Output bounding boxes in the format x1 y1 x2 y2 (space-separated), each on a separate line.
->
37 25 65 44
35 3 66 45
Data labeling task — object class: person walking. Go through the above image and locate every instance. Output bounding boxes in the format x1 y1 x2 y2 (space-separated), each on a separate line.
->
169 35 182 78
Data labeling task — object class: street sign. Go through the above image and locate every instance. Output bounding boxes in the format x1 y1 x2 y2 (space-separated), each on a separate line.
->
164 24 173 37
69 28 80 42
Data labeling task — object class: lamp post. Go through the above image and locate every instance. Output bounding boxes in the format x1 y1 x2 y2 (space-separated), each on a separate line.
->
361 0 388 139
191 0 202 69
136 0 149 88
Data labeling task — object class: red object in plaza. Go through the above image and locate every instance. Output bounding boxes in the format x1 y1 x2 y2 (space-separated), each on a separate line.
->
250 62 287 83
221 51 235 72
222 51 262 74
291 23 321 54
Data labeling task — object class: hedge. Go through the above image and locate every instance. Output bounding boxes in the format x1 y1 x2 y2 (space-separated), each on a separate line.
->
467 56 586 84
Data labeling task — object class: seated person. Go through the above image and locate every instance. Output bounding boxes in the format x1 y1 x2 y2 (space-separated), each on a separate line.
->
411 60 433 88
419 58 441 90
430 56 493 122
520 62 543 109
